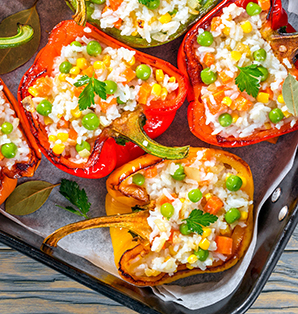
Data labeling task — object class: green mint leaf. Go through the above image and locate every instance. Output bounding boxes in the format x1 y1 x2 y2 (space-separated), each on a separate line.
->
78 81 95 111
59 179 91 218
183 209 218 235
235 64 262 98
74 75 91 87
93 78 107 100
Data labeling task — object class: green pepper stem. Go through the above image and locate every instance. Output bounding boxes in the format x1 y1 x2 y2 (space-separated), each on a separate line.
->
0 24 34 49
108 108 189 160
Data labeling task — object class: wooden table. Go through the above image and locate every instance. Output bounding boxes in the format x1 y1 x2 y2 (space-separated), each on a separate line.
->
0 225 297 314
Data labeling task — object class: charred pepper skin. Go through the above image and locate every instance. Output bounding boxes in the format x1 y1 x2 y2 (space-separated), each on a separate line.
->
178 0 298 147
18 20 188 179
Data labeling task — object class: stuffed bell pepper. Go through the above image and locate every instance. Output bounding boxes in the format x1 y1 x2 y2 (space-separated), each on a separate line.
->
42 147 253 286
179 0 298 147
65 0 218 48
18 20 189 179
0 78 41 204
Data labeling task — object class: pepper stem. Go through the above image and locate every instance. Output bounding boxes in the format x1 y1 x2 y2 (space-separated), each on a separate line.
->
73 0 87 26
108 108 189 160
0 24 34 49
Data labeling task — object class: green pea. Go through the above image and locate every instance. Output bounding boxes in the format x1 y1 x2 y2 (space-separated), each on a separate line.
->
146 0 160 10
1 122 13 134
1 143 17 159
269 108 284 123
87 40 102 56
132 173 145 186
188 189 203 203
253 48 267 62
36 100 52 117
194 248 209 261
70 41 82 47
136 64 151 80
116 96 125 104
171 163 186 181
179 223 192 235
226 175 242 191
246 2 262 16
257 66 269 82
200 67 217 85
160 203 174 218
219 113 232 127
75 141 91 153
197 31 214 47
82 113 100 130
59 61 72 73
104 80 118 94
90 0 106 3
224 208 241 224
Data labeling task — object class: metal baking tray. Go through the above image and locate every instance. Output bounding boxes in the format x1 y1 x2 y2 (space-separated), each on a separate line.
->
1 0 298 313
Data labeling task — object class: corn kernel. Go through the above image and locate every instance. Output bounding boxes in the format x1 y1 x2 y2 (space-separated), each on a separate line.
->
44 116 53 125
204 193 212 201
145 269 161 277
169 76 176 83
277 94 284 103
48 135 57 142
57 114 63 119
240 211 248 221
71 106 82 118
282 110 292 118
257 92 269 103
186 264 194 270
231 112 239 123
53 143 65 155
264 122 272 129
241 21 253 33
222 96 232 107
58 73 68 82
155 69 164 82
160 87 168 101
202 227 212 238
199 238 210 250
127 56 135 66
103 55 111 66
151 84 162 98
69 66 80 75
168 245 177 256
76 58 88 70
223 26 230 36
230 51 242 61
180 198 185 203
238 175 247 188
236 43 251 56
57 132 69 142
28 87 39 97
131 30 138 36
158 13 171 24
220 226 231 236
93 61 105 70
78 149 91 158
187 254 198 264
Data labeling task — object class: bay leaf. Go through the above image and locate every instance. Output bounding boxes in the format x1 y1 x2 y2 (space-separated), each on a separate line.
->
5 181 59 216
282 74 298 117
0 2 41 74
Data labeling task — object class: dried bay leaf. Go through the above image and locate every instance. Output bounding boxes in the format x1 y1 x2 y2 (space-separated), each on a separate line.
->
282 74 298 117
5 181 59 216
0 2 41 74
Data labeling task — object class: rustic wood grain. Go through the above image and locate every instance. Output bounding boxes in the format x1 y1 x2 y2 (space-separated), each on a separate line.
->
0 225 297 313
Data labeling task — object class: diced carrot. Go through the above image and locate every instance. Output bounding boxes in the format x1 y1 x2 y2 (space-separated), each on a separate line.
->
102 5 110 14
205 90 226 115
121 67 136 83
100 97 117 113
109 0 123 11
203 52 215 67
234 95 252 111
114 18 123 29
201 149 213 161
74 86 84 98
207 84 217 92
211 16 221 32
138 83 152 105
57 117 69 129
158 194 174 206
0 151 4 161
145 166 158 178
69 129 78 140
204 196 224 215
34 76 53 97
258 0 270 10
218 71 234 84
82 66 94 78
215 236 233 255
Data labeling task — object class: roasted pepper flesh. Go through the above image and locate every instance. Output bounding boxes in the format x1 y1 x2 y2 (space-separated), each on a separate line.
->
42 148 253 286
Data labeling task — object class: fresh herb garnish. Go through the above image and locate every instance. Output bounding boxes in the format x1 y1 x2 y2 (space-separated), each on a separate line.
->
235 64 262 98
282 74 298 117
183 209 218 235
74 75 107 111
57 179 91 219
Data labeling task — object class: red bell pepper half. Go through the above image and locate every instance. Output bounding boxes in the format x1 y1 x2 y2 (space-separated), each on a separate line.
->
18 20 188 178
178 0 298 147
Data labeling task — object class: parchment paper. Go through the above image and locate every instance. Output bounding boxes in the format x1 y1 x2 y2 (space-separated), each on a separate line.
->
0 0 298 311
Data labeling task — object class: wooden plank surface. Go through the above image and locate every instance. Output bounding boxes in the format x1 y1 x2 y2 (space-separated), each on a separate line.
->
0 225 297 314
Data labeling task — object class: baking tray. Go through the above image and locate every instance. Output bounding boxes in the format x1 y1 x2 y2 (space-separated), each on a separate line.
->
1 0 298 313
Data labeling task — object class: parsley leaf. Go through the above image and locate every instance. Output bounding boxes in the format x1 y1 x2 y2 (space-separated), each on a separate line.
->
57 179 91 219
183 209 218 235
74 75 107 111
235 64 262 98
